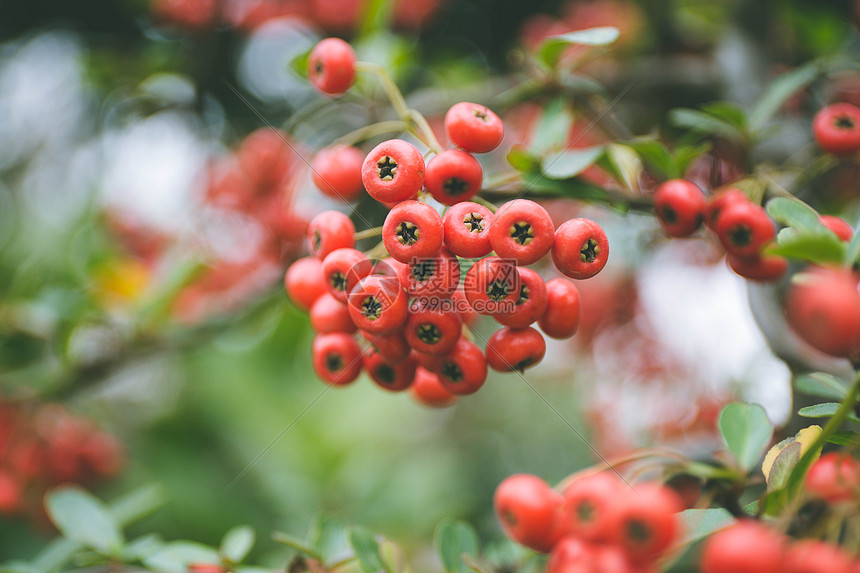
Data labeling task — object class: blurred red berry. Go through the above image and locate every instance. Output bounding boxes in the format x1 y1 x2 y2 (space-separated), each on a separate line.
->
311 145 365 202
494 474 563 553
307 37 357 96
654 179 706 237
714 201 776 257
485 326 546 372
700 521 785 573
806 452 860 503
813 103 860 155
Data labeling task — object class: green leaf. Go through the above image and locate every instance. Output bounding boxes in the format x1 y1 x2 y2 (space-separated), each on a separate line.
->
679 508 734 546
349 527 387 573
523 174 609 202
718 403 773 472
765 197 826 233
797 402 860 424
271 532 322 561
599 144 642 191
309 514 350 563
143 542 220 573
538 27 620 67
358 0 394 36
529 97 574 154
220 525 255 564
122 534 164 562
623 140 678 179
827 430 860 448
290 49 311 78
749 62 821 132
768 227 846 264
700 102 748 130
109 484 165 525
558 72 607 95
434 519 480 573
673 142 712 177
795 372 849 400
669 109 746 142
542 146 605 180
44 487 124 555
506 147 540 172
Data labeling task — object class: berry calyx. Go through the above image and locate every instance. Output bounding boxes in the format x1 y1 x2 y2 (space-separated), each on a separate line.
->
399 247 460 299
607 482 683 563
714 201 776 257
307 37 357 96
561 472 624 542
347 275 409 335
435 338 487 396
404 300 463 355
463 257 522 316
496 267 548 329
363 348 416 392
321 248 369 302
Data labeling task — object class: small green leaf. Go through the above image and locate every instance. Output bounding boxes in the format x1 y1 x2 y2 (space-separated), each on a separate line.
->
434 519 480 573
45 487 124 555
541 146 605 180
529 97 574 154
623 140 678 179
827 430 860 448
670 109 745 142
795 372 849 400
673 142 712 177
290 49 311 78
558 72 607 94
538 27 620 67
309 514 350 563
506 147 540 172
768 228 846 264
271 532 322 561
349 527 387 573
797 402 860 425
679 508 735 546
220 525 255 564
122 534 164 562
749 62 821 132
765 197 826 233
718 403 773 472
599 144 642 191
700 102 748 130
143 542 220 573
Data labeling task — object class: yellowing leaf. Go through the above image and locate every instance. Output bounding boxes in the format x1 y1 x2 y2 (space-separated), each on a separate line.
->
762 425 822 485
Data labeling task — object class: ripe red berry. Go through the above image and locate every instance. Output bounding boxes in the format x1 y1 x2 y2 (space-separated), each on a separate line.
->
363 348 416 392
399 247 461 299
547 537 596 573
654 179 707 237
552 218 609 280
347 275 409 335
321 248 368 302
308 210 356 259
538 278 581 339
706 187 749 230
607 482 683 564
442 201 495 259
700 521 785 573
362 330 411 363
785 267 860 358
382 200 444 263
424 149 483 205
445 102 505 153
362 139 426 204
485 326 546 372
496 268 548 329
726 253 788 282
813 103 860 155
307 37 357 96
410 367 457 407
452 287 479 326
405 300 463 355
820 215 854 241
310 292 357 333
284 257 327 311
806 452 860 503
561 472 623 542
714 201 775 257
311 332 362 386
785 540 852 573
463 256 522 316
435 338 487 396
494 474 563 553
489 199 555 266
237 128 294 191
311 145 365 201
0 472 21 514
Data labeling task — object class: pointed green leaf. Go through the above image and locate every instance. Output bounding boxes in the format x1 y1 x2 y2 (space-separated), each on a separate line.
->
290 49 311 78
538 27 620 67
673 142 712 177
718 403 773 472
309 514 350 563
768 227 846 264
623 140 678 179
749 62 821 132
600 144 642 191
828 431 860 448
529 97 574 154
220 525 255 564
434 520 480 573
765 197 826 233
700 102 748 130
143 542 220 573
679 508 734 546
542 146 605 180
844 218 860 266
795 373 849 400
45 487 123 555
349 527 387 573
506 147 540 172
670 109 745 142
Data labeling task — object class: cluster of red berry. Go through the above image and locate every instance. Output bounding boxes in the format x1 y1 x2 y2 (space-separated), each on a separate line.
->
0 398 123 519
282 38 610 405
494 473 683 573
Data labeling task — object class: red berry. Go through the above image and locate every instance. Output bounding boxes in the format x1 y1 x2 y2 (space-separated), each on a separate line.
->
311 145 365 201
485 326 546 372
237 128 294 191
561 472 624 542
405 300 463 355
347 275 409 335
607 482 683 564
410 367 457 407
435 338 487 396
362 139 426 204
399 247 461 299
152 0 217 30
813 103 860 155
445 102 505 153
489 199 555 266
806 452 860 503
424 149 483 205
363 348 416 391
307 37 357 96
538 278 581 339
310 292 357 333
820 215 854 241
726 252 788 282
706 187 749 230
654 179 707 237
495 474 563 553
0 472 21 514
463 257 522 316
344 257 401 294
308 210 356 259
311 332 362 386
442 201 495 259
382 200 444 263
714 200 776 257
321 248 368 302
187 564 224 573
552 218 609 280
700 521 785 573
284 257 327 311
452 287 479 327
785 540 852 573
496 268 548 329
785 267 860 358
361 330 411 363
547 537 595 573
